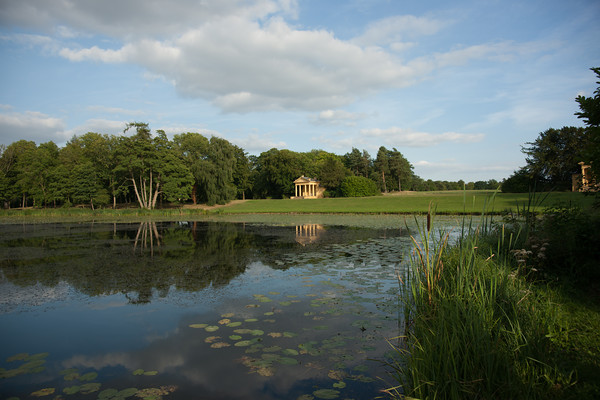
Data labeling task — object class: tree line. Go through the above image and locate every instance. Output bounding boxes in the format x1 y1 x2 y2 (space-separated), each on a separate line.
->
0 122 499 210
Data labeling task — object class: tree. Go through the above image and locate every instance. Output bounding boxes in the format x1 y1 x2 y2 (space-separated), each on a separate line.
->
576 67 600 180
232 145 251 200
388 148 413 191
253 148 303 198
116 123 192 209
374 146 390 192
318 154 349 194
522 126 588 190
340 176 380 197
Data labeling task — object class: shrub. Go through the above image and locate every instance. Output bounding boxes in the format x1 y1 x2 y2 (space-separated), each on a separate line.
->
339 176 380 197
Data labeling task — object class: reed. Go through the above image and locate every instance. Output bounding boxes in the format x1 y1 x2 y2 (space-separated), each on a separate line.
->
385 207 578 399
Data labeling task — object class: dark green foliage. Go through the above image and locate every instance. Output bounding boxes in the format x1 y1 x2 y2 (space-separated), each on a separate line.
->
522 126 588 191
316 154 349 194
502 167 539 193
575 67 600 185
339 176 380 197
537 203 600 281
252 148 304 198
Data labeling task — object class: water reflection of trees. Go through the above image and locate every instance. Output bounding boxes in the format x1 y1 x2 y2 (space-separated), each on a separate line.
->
0 222 409 304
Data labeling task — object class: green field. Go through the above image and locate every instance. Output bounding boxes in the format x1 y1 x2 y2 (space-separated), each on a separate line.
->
0 191 595 223
219 191 594 214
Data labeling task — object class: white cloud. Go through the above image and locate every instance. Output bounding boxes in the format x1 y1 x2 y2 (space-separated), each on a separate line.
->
57 16 421 113
86 106 146 117
0 0 298 39
311 109 367 126
360 127 484 147
0 109 65 145
230 133 286 154
353 15 446 47
64 119 128 140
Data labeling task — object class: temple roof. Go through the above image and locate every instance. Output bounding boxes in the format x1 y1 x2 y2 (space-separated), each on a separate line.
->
294 176 320 183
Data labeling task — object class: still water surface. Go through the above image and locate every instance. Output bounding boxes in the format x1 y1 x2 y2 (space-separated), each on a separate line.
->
0 219 430 399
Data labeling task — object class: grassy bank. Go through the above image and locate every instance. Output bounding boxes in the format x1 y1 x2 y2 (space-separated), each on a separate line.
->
1 191 591 223
387 208 600 399
219 191 593 214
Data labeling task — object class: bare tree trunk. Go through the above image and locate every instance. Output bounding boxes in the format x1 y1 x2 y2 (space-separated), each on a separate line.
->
131 175 145 209
382 171 387 193
151 181 160 209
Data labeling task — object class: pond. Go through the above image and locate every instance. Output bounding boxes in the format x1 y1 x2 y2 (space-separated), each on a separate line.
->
0 217 454 399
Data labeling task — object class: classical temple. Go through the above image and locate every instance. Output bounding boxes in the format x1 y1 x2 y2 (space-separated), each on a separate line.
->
572 162 598 192
292 176 325 199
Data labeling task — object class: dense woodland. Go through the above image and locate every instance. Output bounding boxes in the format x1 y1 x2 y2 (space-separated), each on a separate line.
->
0 122 499 209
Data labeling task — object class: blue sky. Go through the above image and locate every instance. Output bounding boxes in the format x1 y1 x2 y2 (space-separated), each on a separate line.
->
0 0 598 181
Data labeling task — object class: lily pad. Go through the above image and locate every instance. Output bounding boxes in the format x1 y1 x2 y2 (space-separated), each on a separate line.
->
282 348 299 356
7 353 29 362
250 329 264 336
235 340 253 347
119 388 139 398
229 335 243 340
98 388 118 399
279 357 298 365
64 371 80 381
31 388 55 397
313 389 340 399
218 318 231 325
226 321 242 327
79 371 98 381
80 382 101 394
333 381 346 389
143 370 159 375
279 301 292 306
269 291 280 295
245 304 260 308
189 324 208 329
63 385 80 395
244 318 258 322
27 352 49 361
263 346 282 352
133 369 145 376
205 326 219 332
205 336 221 343
210 342 230 349
264 311 274 316
283 331 298 338
221 313 235 318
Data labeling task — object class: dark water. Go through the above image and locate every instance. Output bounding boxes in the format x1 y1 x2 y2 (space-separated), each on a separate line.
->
0 221 415 400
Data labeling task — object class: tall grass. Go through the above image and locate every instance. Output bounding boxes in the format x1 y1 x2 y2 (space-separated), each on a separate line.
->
385 208 579 399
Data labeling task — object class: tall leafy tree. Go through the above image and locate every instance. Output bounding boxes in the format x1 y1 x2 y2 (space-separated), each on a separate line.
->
522 126 587 190
374 146 390 192
576 67 600 180
2 140 37 207
254 148 303 198
388 148 413 191
318 154 349 194
173 132 211 205
116 123 192 209
232 145 251 200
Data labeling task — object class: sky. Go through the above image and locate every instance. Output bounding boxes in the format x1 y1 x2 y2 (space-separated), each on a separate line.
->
0 0 599 182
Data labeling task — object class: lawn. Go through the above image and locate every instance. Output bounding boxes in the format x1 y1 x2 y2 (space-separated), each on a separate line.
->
0 191 594 223
218 191 594 214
